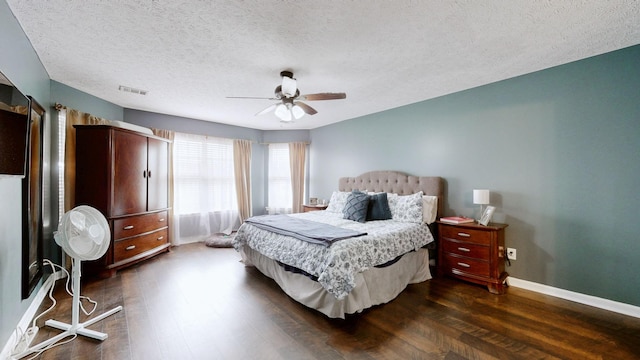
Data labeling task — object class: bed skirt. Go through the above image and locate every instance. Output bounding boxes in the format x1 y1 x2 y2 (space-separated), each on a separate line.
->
238 246 432 319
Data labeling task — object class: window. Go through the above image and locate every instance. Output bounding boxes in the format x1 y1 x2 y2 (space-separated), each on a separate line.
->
173 132 237 214
268 143 292 213
173 132 238 241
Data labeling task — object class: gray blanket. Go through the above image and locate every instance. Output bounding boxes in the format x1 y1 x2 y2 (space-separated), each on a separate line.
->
244 214 367 246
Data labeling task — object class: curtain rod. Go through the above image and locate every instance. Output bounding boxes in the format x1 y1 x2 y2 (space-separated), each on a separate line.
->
54 103 66 111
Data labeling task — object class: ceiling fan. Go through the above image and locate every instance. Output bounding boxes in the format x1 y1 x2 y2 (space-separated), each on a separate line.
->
228 70 346 122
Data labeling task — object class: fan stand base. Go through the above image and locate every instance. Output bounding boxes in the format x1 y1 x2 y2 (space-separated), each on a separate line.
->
45 305 123 340
11 306 122 359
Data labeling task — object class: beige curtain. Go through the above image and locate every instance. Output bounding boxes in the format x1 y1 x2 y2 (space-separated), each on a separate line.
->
233 139 252 222
289 142 307 213
63 108 110 211
151 128 177 246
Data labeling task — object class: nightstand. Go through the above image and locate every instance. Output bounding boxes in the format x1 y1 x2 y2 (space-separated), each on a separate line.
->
437 221 508 294
302 204 328 212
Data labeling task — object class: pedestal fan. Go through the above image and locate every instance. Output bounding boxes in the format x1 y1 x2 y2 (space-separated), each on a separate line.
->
14 205 122 359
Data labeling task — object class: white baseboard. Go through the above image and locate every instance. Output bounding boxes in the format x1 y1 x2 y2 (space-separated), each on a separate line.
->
508 277 640 319
1 271 66 360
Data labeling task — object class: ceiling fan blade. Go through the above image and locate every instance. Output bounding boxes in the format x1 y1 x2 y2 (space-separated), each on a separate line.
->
299 93 346 101
295 101 318 115
255 103 278 116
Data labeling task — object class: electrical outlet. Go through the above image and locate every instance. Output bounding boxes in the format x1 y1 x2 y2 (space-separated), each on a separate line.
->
507 248 517 260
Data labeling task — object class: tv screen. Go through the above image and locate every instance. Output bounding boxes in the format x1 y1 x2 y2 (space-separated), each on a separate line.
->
0 93 30 177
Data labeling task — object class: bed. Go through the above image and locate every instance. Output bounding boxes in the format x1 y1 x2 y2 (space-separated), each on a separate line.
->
233 171 444 318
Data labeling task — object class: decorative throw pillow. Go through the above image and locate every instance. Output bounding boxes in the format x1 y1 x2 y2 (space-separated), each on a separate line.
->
343 191 370 223
389 191 424 223
325 191 350 213
366 192 392 221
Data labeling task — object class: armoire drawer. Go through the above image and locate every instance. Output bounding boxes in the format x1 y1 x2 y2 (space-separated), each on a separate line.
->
113 211 168 240
114 228 168 263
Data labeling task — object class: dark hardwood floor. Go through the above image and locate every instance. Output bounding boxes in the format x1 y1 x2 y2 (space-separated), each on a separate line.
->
21 243 640 359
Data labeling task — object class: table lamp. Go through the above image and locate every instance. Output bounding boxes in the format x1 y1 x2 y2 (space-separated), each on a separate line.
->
473 189 490 218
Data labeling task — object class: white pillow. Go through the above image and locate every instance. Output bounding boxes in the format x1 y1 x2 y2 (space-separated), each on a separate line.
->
388 191 423 223
325 191 351 213
422 195 438 224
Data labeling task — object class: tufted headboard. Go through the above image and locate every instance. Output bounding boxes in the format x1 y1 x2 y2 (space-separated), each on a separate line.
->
339 171 444 217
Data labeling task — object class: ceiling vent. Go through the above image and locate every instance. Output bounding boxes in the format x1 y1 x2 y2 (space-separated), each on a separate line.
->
118 85 148 95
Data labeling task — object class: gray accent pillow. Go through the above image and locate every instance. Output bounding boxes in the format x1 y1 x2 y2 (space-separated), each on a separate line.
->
343 191 370 223
366 192 392 221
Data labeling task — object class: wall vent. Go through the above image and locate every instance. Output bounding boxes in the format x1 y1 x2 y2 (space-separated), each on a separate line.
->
118 85 148 95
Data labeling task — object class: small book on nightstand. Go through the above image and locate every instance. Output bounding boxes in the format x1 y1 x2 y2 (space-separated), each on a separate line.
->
439 216 475 224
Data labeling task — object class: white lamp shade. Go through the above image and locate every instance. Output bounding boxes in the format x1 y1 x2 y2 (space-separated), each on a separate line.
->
473 189 490 205
291 104 305 119
274 104 291 121
281 76 297 97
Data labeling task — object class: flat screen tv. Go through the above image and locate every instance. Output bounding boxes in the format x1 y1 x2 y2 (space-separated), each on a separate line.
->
0 76 29 177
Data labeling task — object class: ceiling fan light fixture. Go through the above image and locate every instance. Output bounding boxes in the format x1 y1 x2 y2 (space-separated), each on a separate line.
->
274 103 291 121
281 76 297 98
292 104 305 119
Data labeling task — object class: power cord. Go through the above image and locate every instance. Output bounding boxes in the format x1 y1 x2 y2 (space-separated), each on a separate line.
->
10 259 99 359
504 248 511 267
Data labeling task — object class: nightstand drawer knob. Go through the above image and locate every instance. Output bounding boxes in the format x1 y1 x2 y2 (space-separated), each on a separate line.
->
457 247 471 252
125 245 136 251
123 225 134 230
457 232 471 237
457 262 471 268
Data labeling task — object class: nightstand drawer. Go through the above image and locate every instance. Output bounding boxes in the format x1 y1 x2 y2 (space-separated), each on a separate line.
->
441 254 490 278
440 225 491 245
441 238 489 259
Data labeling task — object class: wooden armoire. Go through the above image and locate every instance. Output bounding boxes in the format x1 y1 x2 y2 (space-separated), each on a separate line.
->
74 124 171 277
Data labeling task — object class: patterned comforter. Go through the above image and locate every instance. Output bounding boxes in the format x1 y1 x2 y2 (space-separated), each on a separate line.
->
233 211 434 300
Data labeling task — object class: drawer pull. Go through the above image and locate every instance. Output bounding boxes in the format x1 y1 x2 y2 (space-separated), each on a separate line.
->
157 236 164 241
123 225 134 230
457 232 471 237
457 262 471 268
457 247 471 252
158 218 165 222
125 245 136 251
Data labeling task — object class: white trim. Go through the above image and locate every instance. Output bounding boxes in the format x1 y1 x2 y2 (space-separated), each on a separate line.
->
508 277 640 319
1 271 66 360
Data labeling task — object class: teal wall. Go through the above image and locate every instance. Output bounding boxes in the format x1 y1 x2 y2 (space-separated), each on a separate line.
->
51 80 124 121
310 45 640 306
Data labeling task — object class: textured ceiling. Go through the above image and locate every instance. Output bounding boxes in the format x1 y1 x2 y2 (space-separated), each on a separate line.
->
6 1 640 130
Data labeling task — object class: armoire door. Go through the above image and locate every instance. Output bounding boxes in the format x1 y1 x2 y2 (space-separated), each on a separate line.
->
147 137 169 211
112 130 148 216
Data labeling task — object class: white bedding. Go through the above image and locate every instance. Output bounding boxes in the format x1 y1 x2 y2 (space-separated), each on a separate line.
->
233 211 434 300
239 245 431 318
